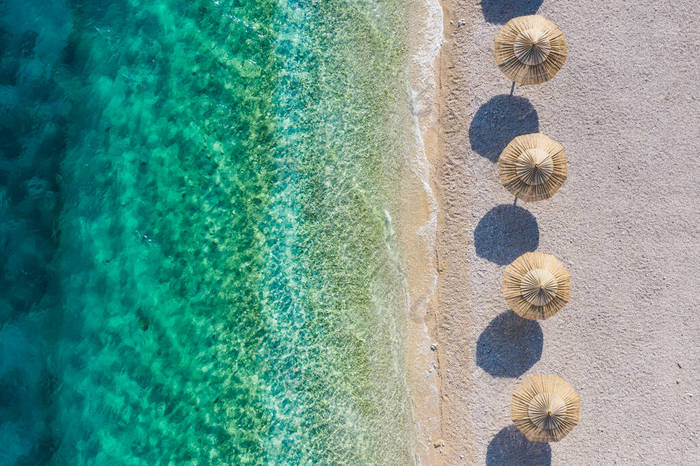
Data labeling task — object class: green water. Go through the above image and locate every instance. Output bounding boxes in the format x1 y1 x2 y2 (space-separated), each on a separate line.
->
0 0 419 463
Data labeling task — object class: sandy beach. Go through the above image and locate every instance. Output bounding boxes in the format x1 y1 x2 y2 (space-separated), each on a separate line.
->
429 0 700 464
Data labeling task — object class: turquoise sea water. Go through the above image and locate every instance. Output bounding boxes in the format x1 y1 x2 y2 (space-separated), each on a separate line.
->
1 0 419 463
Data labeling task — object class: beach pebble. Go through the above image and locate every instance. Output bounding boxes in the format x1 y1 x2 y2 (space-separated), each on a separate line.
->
433 439 445 448
457 19 465 27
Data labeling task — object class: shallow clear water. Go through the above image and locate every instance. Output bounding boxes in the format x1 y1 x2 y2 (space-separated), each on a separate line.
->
0 0 417 463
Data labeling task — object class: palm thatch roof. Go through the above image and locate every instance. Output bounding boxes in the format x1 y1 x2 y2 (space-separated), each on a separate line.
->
495 15 567 85
498 133 567 202
503 252 570 320
511 374 581 442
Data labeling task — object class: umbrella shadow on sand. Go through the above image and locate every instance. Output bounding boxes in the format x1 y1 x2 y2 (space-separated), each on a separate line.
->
474 205 539 266
481 0 544 24
476 311 542 377
469 95 539 162
487 425 551 465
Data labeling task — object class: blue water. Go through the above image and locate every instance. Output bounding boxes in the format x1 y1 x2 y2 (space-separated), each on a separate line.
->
0 0 417 463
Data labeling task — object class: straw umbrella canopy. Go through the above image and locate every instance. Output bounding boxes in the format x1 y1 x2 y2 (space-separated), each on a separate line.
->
498 133 567 202
511 374 580 442
503 252 570 320
494 15 567 85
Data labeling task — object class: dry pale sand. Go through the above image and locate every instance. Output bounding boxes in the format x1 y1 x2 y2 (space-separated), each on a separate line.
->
430 0 700 464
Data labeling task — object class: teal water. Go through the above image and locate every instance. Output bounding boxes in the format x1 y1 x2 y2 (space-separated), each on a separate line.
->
1 0 419 463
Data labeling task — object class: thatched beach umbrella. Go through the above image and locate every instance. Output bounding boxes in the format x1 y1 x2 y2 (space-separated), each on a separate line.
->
494 15 567 85
503 252 570 320
498 133 567 202
511 374 580 442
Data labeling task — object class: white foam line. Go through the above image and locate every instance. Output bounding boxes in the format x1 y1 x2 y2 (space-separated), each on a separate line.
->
409 0 443 304
405 0 444 463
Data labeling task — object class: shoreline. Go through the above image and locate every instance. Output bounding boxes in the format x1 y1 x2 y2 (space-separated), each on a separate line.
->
399 0 446 463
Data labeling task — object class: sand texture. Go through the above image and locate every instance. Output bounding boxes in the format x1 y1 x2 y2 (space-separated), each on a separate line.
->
433 0 700 464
